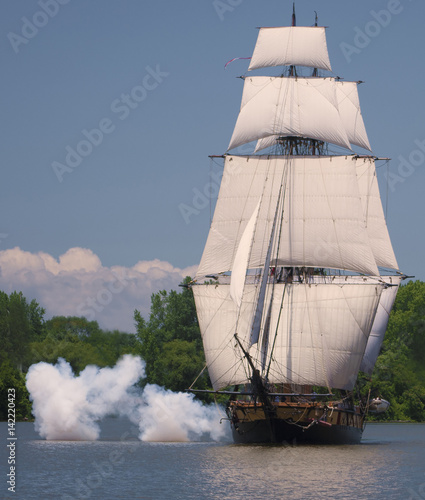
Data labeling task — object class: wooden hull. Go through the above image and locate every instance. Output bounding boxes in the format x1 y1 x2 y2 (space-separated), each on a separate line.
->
229 401 364 444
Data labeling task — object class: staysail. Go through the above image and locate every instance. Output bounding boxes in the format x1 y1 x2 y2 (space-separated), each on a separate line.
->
230 199 261 309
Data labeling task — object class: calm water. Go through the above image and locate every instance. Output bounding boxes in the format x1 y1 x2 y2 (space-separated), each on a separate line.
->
1 419 425 500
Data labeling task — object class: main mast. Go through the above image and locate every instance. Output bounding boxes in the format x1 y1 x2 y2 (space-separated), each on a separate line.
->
190 6 401 443
289 2 296 77
282 7 324 155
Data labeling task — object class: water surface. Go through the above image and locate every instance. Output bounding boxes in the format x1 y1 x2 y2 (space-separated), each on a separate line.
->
1 420 424 499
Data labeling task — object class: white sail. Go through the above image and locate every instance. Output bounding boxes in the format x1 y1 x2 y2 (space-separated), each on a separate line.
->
230 200 261 308
336 81 371 151
192 15 401 405
228 77 351 151
193 279 383 391
254 81 371 152
249 192 280 346
355 157 399 270
193 282 257 390
196 155 379 278
254 135 282 153
248 26 332 71
359 276 401 374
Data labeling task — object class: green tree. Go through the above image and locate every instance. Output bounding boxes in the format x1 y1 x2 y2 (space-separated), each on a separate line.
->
0 360 32 420
0 291 45 370
362 280 425 421
30 316 138 373
96 329 138 365
134 277 208 392
0 291 140 420
155 339 206 392
43 315 102 341
0 291 12 365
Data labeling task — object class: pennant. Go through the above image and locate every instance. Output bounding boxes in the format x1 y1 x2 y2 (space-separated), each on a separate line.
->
224 57 251 69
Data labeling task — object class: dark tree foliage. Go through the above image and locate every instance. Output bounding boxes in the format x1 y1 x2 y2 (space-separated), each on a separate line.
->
0 291 138 420
1 280 424 421
134 276 210 393
0 291 45 420
30 316 138 373
360 280 425 422
0 291 45 371
0 360 32 420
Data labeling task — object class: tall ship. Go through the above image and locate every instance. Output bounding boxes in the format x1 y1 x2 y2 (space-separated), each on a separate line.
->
189 7 403 444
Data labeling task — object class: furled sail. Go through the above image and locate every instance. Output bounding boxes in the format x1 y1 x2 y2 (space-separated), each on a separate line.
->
196 155 380 278
193 279 383 390
248 26 332 71
228 77 351 151
359 276 401 374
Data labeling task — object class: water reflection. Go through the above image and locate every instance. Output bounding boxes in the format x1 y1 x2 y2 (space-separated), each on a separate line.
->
4 421 425 500
195 427 420 500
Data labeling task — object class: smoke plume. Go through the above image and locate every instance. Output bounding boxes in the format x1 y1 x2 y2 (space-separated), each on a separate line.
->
26 355 229 442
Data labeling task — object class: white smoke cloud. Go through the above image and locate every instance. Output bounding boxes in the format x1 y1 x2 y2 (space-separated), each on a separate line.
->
136 384 227 442
26 355 146 440
0 247 197 332
26 355 230 443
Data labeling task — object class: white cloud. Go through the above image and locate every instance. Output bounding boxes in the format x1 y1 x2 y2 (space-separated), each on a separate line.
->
0 247 197 333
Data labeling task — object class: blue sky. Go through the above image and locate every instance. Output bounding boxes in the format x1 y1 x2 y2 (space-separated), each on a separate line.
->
1 0 424 331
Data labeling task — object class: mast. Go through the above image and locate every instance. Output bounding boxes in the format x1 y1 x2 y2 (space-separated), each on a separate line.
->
233 333 277 442
234 334 273 410
289 3 296 77
312 11 318 77
192 7 400 399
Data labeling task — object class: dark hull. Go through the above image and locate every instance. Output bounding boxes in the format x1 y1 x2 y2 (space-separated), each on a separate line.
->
231 418 363 444
229 401 364 445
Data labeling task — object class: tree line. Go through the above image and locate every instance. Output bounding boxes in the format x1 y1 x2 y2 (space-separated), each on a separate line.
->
0 279 424 421
359 280 425 421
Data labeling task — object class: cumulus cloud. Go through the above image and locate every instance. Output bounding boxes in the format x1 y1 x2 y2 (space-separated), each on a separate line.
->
0 247 197 332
